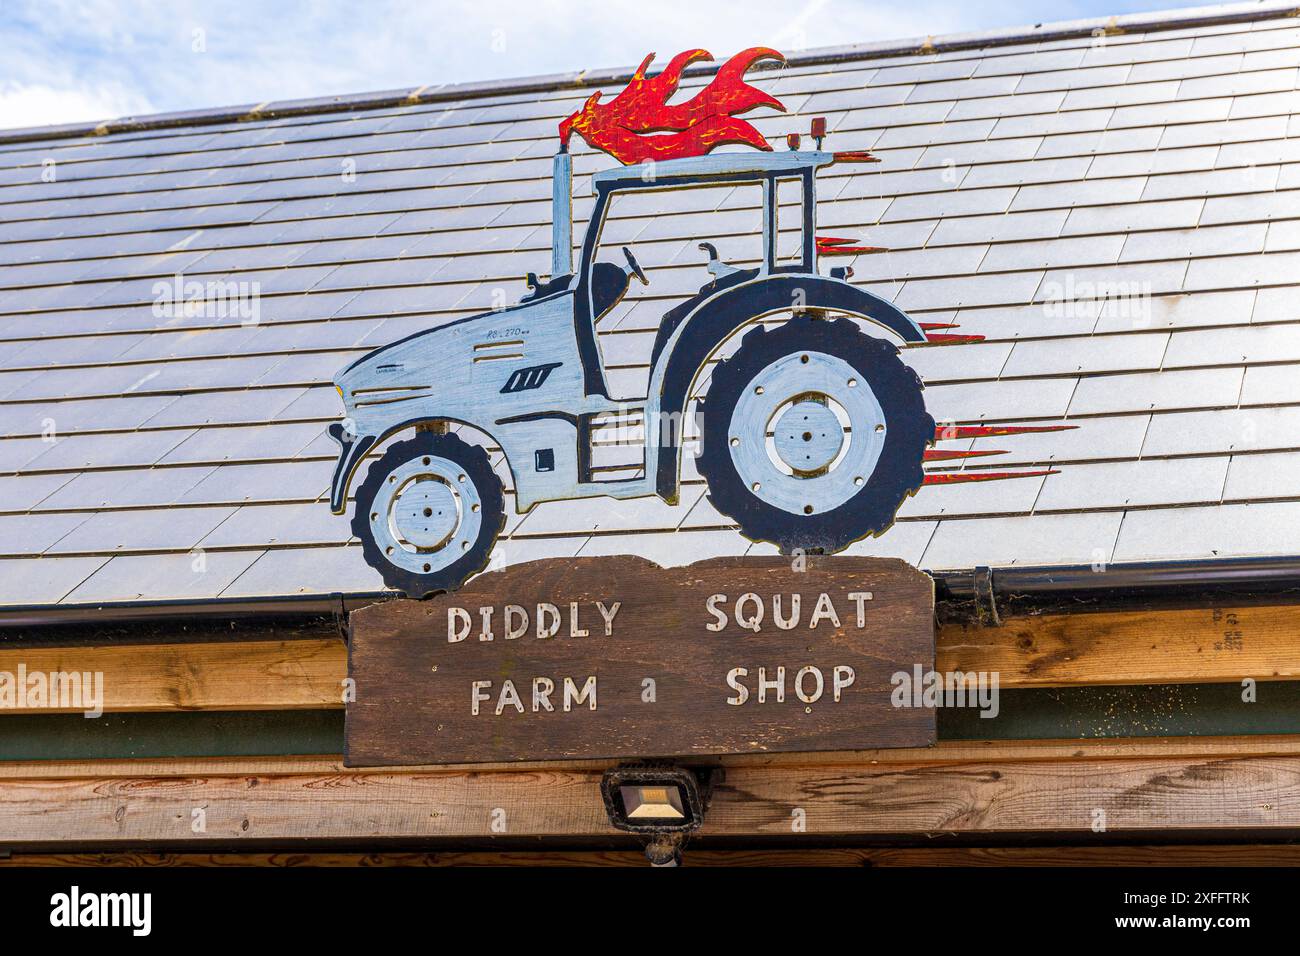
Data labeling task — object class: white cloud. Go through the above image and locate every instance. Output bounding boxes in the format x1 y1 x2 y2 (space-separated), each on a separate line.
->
0 0 1212 129
0 82 155 129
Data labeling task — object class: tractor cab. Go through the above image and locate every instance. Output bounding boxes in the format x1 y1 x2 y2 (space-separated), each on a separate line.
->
582 150 836 280
561 149 844 399
574 151 847 390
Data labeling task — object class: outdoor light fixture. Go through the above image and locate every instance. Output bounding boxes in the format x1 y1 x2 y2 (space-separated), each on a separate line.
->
601 765 714 865
621 784 687 821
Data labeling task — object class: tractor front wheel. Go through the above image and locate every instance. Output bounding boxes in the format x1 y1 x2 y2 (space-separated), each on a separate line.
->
352 431 505 598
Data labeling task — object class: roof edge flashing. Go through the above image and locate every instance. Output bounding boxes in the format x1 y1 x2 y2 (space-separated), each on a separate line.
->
0 1 1293 145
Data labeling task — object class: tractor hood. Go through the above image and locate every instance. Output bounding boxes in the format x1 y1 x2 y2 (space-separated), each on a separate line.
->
338 288 575 423
327 288 583 512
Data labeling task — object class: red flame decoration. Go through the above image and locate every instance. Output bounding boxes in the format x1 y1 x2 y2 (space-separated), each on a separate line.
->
923 448 1006 462
922 469 1058 486
558 47 786 165
934 424 1077 440
815 236 885 256
922 422 1077 486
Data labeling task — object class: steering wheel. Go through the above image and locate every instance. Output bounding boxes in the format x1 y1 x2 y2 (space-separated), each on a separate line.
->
622 246 649 286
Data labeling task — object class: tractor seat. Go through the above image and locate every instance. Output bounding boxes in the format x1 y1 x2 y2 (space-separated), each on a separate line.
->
590 261 632 322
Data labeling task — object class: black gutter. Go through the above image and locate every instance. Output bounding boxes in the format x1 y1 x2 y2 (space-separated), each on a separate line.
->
0 592 389 628
934 555 1300 625
4 555 1300 636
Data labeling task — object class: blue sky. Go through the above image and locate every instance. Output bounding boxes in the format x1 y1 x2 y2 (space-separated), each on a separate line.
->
1 0 1215 129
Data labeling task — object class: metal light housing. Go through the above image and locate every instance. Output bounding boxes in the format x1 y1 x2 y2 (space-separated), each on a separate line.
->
600 765 709 834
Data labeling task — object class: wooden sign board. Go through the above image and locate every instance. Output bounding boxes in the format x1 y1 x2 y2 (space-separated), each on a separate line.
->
345 556 935 766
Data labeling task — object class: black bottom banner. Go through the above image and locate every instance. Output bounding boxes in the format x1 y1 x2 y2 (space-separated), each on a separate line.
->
0 860 1283 941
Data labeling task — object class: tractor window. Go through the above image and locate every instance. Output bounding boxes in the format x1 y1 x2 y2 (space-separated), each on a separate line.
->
592 182 765 403
775 177 807 266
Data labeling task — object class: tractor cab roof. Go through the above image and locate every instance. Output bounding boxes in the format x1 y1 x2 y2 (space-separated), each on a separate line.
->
591 150 835 190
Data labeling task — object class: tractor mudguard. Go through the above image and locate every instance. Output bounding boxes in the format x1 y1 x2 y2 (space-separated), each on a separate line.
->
652 273 927 499
649 268 759 368
327 422 375 514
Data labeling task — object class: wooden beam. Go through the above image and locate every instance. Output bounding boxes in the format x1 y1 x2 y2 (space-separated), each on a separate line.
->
6 845 1300 866
0 602 1295 717
6 735 1300 776
4 742 1300 844
0 640 345 714
940 603 1300 687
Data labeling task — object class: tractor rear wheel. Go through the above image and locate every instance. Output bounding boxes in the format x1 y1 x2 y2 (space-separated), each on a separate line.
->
697 314 933 554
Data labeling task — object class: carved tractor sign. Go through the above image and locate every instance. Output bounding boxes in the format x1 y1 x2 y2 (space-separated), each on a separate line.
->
328 48 935 597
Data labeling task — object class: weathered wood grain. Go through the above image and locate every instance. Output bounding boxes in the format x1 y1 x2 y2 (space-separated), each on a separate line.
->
6 845 1300 866
346 555 936 764
0 640 344 714
4 749 1300 844
6 734 1300 777
941 603 1300 686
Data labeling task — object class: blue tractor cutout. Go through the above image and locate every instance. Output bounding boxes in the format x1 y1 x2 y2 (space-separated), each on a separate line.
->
328 52 935 597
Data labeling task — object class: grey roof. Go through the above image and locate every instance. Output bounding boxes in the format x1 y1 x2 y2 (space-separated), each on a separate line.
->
2 2 1300 607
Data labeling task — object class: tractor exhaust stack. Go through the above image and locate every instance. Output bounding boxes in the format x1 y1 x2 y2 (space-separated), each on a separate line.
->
552 147 573 278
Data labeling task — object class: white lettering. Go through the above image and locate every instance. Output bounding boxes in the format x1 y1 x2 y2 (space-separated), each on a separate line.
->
833 665 856 702
706 593 727 631
848 591 873 627
596 601 621 635
734 592 764 632
563 675 597 711
496 679 525 715
568 601 589 637
504 604 528 639
536 603 560 639
808 592 841 629
726 667 749 705
795 665 824 704
532 677 554 712
471 680 492 715
758 665 785 703
773 593 800 630
448 607 472 643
